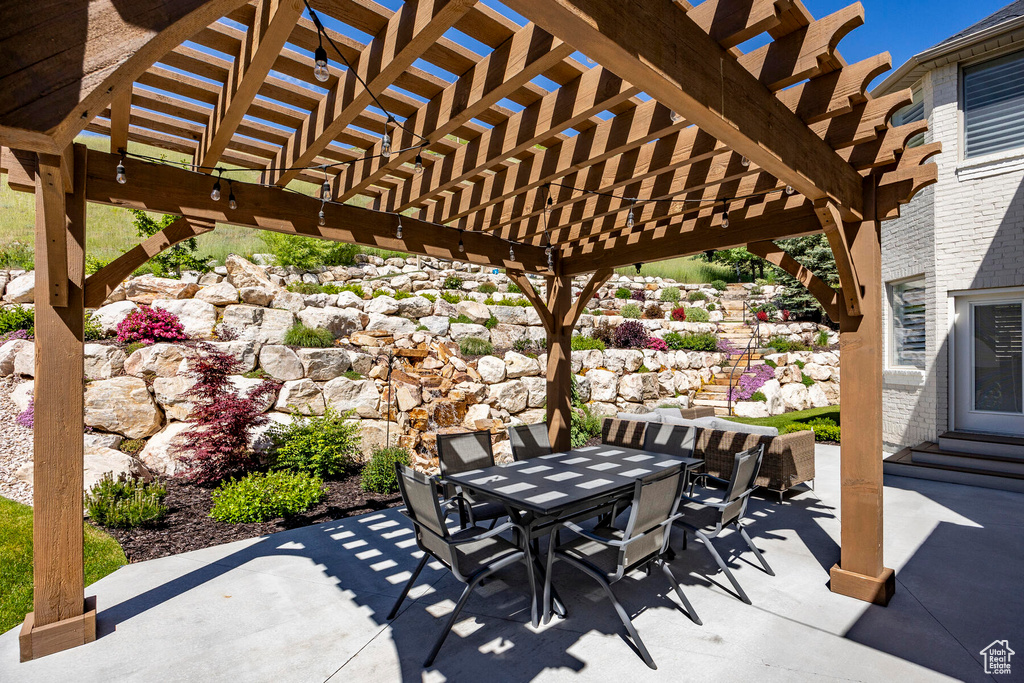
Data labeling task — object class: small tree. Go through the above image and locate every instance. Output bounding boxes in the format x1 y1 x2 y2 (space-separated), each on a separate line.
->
129 209 209 277
176 346 279 484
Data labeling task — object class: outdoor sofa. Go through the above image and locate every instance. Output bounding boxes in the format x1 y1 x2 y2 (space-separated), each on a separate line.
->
601 408 815 500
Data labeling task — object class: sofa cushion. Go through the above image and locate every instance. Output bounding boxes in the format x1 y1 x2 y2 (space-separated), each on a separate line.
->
654 407 682 419
662 414 717 429
710 418 778 437
616 411 662 423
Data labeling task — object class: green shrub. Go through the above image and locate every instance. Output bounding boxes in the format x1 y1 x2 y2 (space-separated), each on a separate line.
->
342 369 363 380
763 358 778 368
85 473 167 529
393 290 412 300
483 297 498 306
84 314 105 341
319 283 342 295
614 287 631 299
711 280 727 291
659 287 680 303
478 282 497 294
440 292 463 304
360 447 412 494
484 315 499 330
507 281 522 294
243 368 269 380
338 283 365 298
496 298 532 307
284 323 334 348
443 275 463 290
459 336 493 356
0 242 35 270
210 471 325 523
750 391 767 402
706 302 717 312
793 359 806 369
372 288 389 298
784 417 840 442
637 364 651 373
767 336 810 353
801 372 815 387
815 329 831 347
85 255 111 275
620 303 642 319
687 290 708 302
750 285 764 296
270 406 361 478
684 307 709 322
260 232 358 269
421 293 436 303
125 341 147 356
287 281 322 295
449 314 474 325
571 335 606 351
119 439 146 456
663 331 719 352
0 306 34 336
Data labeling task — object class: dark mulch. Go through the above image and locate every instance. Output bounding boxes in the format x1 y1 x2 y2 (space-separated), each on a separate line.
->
99 475 402 564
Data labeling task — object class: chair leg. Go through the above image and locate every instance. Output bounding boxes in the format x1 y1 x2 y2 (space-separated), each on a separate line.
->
522 530 539 628
424 573 486 668
593 574 657 670
659 560 701 626
695 530 752 605
738 525 774 576
542 530 558 625
388 554 428 620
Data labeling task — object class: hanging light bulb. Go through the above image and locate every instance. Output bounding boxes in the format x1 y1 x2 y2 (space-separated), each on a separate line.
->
228 182 237 210
313 44 330 83
321 168 331 200
458 233 465 253
414 151 423 174
785 185 795 196
210 176 222 202
115 152 127 184
740 156 750 167
546 246 554 270
318 203 326 226
721 205 730 229
395 217 403 240
509 243 515 261
381 118 392 160
626 199 636 229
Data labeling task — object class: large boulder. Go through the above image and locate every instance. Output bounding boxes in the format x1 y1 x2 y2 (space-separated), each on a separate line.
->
396 296 433 318
84 344 127 380
0 339 30 375
449 323 489 341
734 401 770 418
295 348 351 380
365 295 400 315
228 375 277 412
806 383 830 408
463 402 491 428
365 313 417 336
455 300 491 324
4 272 35 303
298 306 366 337
618 373 659 402
90 300 139 336
259 345 304 381
11 380 33 412
238 286 275 306
334 290 364 308
487 380 528 413
138 422 191 475
394 384 421 412
257 308 296 345
271 290 306 313
124 343 188 377
194 281 239 306
418 316 450 336
275 379 325 415
153 375 196 421
13 344 34 376
17 445 150 494
84 376 164 438
123 275 200 304
780 382 810 411
225 255 276 290
323 377 381 418
504 351 540 378
206 340 260 372
152 298 218 339
588 369 618 403
521 376 546 408
476 355 506 384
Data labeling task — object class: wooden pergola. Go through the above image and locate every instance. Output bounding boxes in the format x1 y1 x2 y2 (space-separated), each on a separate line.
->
1 0 937 661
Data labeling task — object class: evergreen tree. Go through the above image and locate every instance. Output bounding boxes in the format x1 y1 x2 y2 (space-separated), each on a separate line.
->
130 209 210 277
770 234 839 323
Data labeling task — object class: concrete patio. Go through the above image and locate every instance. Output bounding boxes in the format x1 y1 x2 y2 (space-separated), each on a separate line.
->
2 445 1021 682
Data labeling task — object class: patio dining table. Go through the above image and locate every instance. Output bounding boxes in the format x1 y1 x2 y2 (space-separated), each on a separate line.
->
444 444 703 626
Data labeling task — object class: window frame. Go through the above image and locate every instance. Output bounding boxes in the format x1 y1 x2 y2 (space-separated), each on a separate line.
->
959 48 1024 163
888 276 927 371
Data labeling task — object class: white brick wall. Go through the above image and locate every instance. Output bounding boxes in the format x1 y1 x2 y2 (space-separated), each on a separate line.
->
881 60 1024 449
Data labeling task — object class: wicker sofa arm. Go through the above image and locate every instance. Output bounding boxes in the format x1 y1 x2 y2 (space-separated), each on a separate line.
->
765 429 815 490
695 426 815 493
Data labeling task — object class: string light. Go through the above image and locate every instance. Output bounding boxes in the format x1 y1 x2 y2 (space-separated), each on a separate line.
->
414 151 423 174
318 200 326 226
228 180 237 210
740 156 750 167
458 231 465 253
509 242 515 261
721 200 730 229
115 150 127 184
626 199 636 229
381 117 393 160
546 246 554 270
785 185 795 195
313 43 330 82
210 169 223 201
395 216 403 240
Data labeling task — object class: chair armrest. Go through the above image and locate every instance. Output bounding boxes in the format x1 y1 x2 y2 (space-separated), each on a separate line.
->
680 494 728 511
448 521 520 546
560 513 682 549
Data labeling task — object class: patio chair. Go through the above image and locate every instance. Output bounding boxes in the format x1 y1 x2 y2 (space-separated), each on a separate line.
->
388 464 533 668
642 423 697 458
678 444 774 605
436 430 507 528
509 423 552 461
542 465 700 670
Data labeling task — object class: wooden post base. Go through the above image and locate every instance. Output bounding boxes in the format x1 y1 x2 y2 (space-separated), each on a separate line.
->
829 564 895 606
19 596 96 662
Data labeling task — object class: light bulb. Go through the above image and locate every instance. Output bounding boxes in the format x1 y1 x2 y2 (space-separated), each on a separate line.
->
785 185 795 195
228 192 237 210
740 156 750 167
626 205 635 229
211 179 221 201
546 246 554 269
414 152 423 174
509 243 515 261
458 237 464 253
381 132 391 160
721 211 730 229
318 208 326 226
396 219 403 239
314 45 330 83
321 178 331 200
115 162 127 184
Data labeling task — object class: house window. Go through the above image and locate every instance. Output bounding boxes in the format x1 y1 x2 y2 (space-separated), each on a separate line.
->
963 50 1024 159
892 86 925 148
891 278 926 369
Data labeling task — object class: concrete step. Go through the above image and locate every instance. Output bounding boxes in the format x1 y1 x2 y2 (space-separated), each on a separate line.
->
693 398 730 408
697 385 730 394
910 442 1024 476
884 447 1024 493
937 431 1024 459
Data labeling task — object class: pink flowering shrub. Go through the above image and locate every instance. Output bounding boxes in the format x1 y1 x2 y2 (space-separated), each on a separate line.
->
116 306 189 344
646 337 668 352
728 364 776 401
16 399 33 428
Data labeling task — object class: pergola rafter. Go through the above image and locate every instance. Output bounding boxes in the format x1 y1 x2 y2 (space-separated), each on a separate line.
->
0 0 940 662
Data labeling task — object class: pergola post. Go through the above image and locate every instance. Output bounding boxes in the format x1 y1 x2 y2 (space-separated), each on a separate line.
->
828 180 895 605
20 144 94 661
545 276 574 452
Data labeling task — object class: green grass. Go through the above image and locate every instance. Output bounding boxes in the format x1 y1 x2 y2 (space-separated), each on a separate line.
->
0 496 127 633
0 134 375 266
723 405 840 430
617 256 736 284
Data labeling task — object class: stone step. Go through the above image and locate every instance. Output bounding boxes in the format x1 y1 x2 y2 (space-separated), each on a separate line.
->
692 398 730 408
884 447 1024 494
910 442 1024 475
937 431 1024 459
